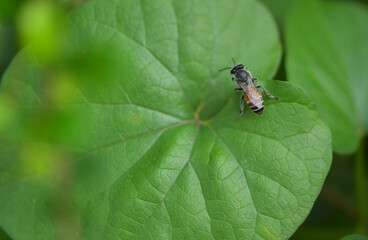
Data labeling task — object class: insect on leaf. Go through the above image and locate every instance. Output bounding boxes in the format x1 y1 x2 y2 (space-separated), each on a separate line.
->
0 0 331 239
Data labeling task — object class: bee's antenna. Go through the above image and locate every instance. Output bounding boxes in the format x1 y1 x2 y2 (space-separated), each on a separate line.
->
232 57 236 65
218 67 232 72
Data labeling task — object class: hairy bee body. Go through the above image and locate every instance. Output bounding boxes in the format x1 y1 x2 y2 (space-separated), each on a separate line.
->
233 67 264 114
243 84 264 115
220 61 278 117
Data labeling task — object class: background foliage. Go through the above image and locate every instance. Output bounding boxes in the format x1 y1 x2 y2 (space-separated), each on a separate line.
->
0 0 367 239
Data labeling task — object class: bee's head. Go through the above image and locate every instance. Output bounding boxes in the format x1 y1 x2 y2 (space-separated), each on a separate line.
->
230 64 245 75
218 58 246 74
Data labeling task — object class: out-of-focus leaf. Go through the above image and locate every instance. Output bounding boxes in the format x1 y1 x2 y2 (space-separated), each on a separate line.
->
0 0 332 239
17 1 66 61
341 234 368 240
258 0 301 25
0 0 22 22
0 227 11 240
286 0 368 153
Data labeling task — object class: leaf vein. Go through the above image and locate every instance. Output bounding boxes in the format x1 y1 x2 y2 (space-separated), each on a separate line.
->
91 19 194 112
139 124 200 237
189 161 215 240
207 126 258 234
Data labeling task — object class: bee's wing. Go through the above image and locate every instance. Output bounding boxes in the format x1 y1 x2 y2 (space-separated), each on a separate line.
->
243 84 263 107
236 80 248 90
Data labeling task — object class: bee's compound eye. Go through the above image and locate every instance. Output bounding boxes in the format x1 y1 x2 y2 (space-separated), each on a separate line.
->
230 68 236 74
239 64 244 69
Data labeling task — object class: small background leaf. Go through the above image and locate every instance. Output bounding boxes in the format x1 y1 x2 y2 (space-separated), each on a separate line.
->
341 234 368 240
285 0 368 153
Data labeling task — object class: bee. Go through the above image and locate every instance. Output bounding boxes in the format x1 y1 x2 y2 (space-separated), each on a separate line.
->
219 59 279 117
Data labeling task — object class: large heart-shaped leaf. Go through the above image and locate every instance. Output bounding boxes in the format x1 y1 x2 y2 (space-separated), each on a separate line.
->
0 0 331 239
285 0 368 154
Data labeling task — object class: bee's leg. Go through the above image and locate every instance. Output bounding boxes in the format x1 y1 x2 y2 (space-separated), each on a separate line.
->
238 95 245 118
232 77 235 81
252 77 258 84
256 85 279 99
234 88 243 92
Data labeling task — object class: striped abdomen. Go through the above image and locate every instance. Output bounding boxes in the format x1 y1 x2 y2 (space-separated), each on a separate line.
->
244 86 264 115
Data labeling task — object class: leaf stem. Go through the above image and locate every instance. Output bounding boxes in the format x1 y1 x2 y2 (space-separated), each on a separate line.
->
355 137 367 234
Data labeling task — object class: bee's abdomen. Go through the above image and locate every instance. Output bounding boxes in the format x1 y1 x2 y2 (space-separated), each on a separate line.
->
249 104 264 115
244 91 264 115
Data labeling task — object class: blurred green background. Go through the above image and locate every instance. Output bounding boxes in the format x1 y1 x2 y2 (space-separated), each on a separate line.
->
0 0 367 239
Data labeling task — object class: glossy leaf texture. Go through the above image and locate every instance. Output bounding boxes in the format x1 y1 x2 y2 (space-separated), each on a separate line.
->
0 0 331 239
285 0 368 153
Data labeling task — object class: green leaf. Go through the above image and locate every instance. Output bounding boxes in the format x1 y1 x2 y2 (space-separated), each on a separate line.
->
257 0 301 25
0 0 331 239
341 235 368 240
285 0 368 153
0 227 12 240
